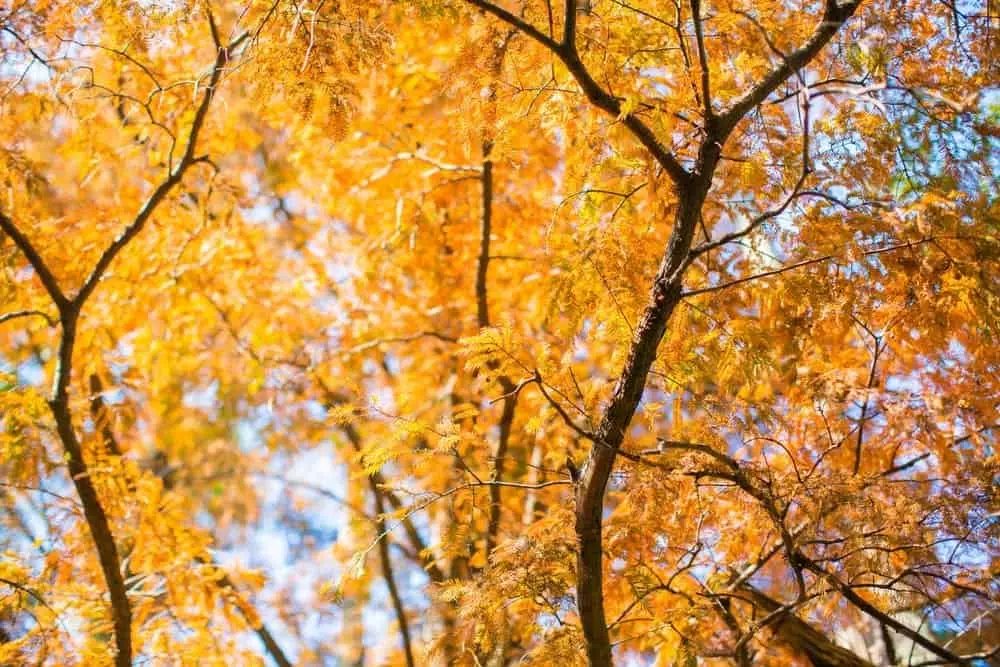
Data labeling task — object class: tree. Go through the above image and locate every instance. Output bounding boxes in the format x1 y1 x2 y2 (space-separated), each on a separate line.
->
0 0 997 665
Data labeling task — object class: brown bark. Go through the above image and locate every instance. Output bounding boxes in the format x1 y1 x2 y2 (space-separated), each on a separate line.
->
573 173 716 665
0 24 249 666
459 8 708 661
739 586 876 667
460 1 862 663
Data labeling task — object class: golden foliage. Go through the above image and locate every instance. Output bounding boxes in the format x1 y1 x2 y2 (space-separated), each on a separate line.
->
0 0 997 665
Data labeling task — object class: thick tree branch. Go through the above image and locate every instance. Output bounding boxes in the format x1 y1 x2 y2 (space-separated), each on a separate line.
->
716 0 861 137
48 315 132 667
461 0 562 51
459 0 690 184
0 212 69 310
0 23 250 667
573 173 714 665
477 146 497 329
561 49 691 185
564 0 578 47
800 559 972 665
0 213 131 666
737 585 876 667
567 1 863 653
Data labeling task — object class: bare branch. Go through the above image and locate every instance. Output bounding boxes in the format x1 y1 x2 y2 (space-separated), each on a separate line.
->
687 173 810 260
339 332 458 358
852 323 884 475
315 380 448 583
533 370 598 443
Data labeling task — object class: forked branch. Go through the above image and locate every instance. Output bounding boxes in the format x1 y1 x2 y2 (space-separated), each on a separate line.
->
460 0 690 184
0 20 249 667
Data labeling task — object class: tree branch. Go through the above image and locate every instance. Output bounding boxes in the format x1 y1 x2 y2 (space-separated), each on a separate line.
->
461 0 562 51
73 30 249 308
0 309 57 327
0 211 68 310
690 0 714 121
459 0 690 184
716 0 861 137
88 374 123 457
564 0 578 47
370 477 416 667
852 325 883 475
687 167 812 261
486 389 518 558
736 585 876 667
316 381 448 583
476 49 522 562
800 559 972 665
0 23 251 667
209 561 294 667
47 315 132 667
683 237 943 298
454 4 865 665
0 212 136 667
573 179 713 665
89 373 295 667
477 147 496 330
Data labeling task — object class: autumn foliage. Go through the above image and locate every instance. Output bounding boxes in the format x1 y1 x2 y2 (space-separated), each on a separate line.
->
1 0 998 665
